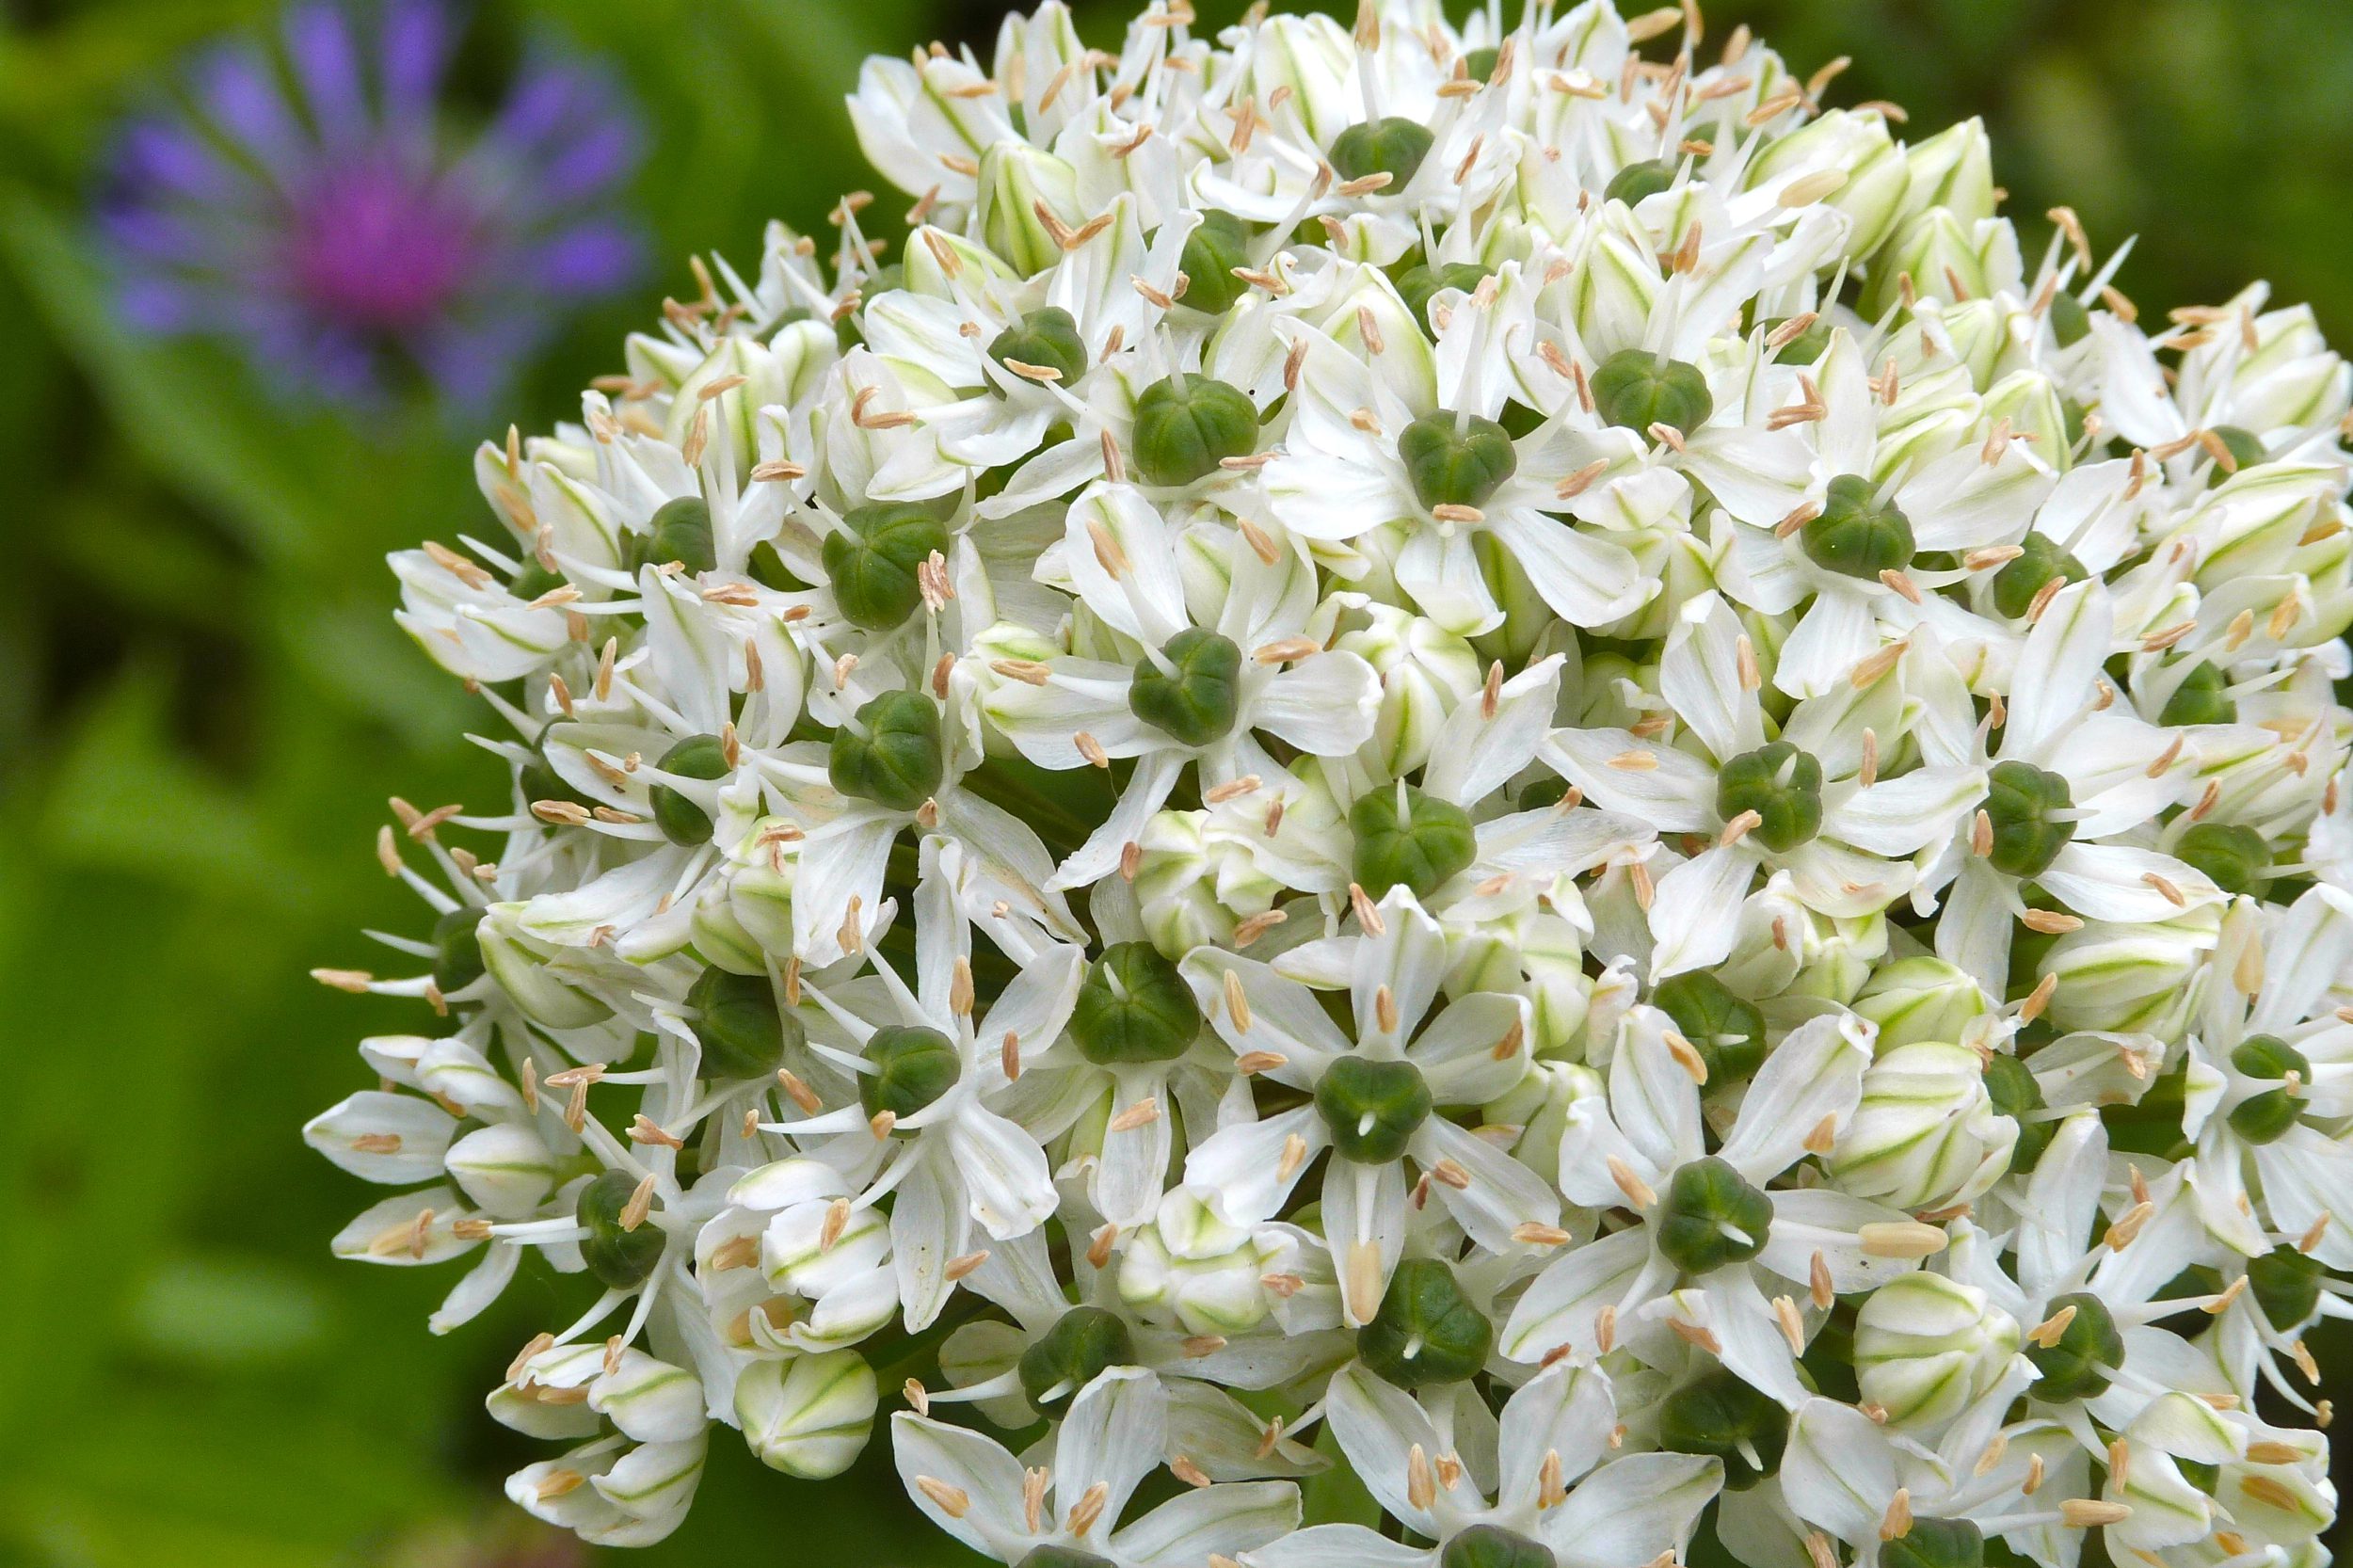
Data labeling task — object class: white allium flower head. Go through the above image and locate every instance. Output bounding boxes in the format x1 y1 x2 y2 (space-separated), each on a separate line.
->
309 0 2353 1555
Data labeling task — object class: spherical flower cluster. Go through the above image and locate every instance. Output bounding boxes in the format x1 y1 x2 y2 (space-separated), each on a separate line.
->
306 1 2352 1559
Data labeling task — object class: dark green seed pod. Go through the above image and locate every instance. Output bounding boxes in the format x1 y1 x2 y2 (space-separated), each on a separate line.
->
1604 158 1677 206
1658 1368 1789 1490
519 728 593 813
1981 1051 2053 1172
2227 1033 2313 1144
1883 1518 1985 1568
509 559 568 601
1979 760 2075 880
1132 374 1259 487
1178 213 1253 317
1461 46 1499 83
1017 1305 1134 1407
1441 1527 1557 1568
651 734 731 846
1016 1548 1119 1568
2248 1244 2327 1332
578 1168 665 1288
1654 970 1768 1084
1992 532 2088 619
1395 262 1494 328
2174 822 2271 895
2024 1291 2123 1400
1072 942 1201 1064
1359 1257 1493 1387
1128 628 1243 747
1315 1056 1434 1164
1331 116 1435 185
2047 291 2090 348
1592 348 1714 440
1351 783 1479 901
2158 662 2236 727
828 691 946 811
1715 743 1824 853
640 496 716 574
1399 410 1518 512
1764 315 1833 365
1518 776 1573 811
1655 1155 1773 1273
2206 425 2267 487
986 306 1088 392
858 1024 963 1128
688 965 803 1080
1802 474 1916 579
430 906 486 996
823 502 952 632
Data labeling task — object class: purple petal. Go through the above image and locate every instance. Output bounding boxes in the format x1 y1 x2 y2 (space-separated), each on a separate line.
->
283 3 370 146
376 0 451 125
523 219 641 296
195 44 312 186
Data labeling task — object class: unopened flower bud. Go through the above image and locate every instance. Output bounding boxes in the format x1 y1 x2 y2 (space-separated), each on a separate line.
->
1131 810 1282 957
446 1122 563 1218
735 1350 877 1478
1854 958 1991 1050
1335 606 1482 776
1854 1272 2020 1429
974 141 1080 276
1118 1190 1276 1336
1743 110 1910 257
1833 1040 2018 1209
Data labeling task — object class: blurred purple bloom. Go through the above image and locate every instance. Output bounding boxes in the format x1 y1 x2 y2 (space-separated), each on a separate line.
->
99 1 643 411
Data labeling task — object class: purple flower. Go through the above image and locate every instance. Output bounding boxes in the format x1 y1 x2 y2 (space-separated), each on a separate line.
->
99 1 643 412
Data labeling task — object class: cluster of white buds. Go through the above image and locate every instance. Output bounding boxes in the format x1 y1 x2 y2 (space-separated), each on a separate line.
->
308 0 2352 1559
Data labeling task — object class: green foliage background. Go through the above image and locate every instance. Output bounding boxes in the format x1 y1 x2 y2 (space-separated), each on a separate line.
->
0 0 2347 1561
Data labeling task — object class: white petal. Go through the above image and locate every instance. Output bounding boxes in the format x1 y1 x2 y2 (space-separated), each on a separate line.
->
889 1410 1029 1558
1540 1451 1721 1568
1717 1012 1872 1182
1648 844 1760 979
1253 652 1382 757
1499 1226 1662 1363
1542 728 1717 831
1119 1482 1303 1568
1056 1366 1167 1532
949 1105 1058 1240
1659 591 1766 765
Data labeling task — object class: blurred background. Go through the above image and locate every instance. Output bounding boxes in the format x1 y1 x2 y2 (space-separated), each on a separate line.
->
2 0 2350 1561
